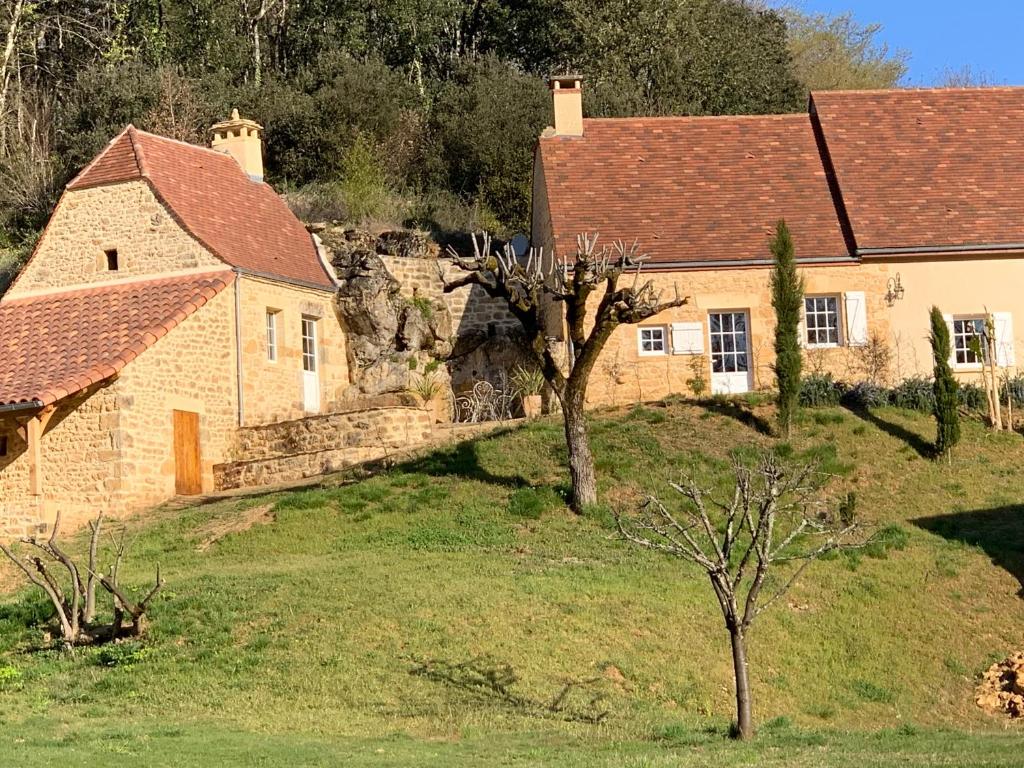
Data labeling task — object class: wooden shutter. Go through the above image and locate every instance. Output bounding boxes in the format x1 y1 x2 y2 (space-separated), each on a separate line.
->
843 291 868 346
670 322 704 355
994 312 1015 367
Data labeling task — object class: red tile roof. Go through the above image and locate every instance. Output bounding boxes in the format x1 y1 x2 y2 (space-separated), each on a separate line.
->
67 127 334 288
0 271 234 407
537 115 850 265
812 88 1024 253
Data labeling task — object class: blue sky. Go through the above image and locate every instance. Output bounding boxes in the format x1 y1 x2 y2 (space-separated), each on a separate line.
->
781 1 1024 85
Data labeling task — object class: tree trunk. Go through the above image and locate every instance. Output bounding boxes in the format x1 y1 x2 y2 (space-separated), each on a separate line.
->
729 625 754 740
562 388 596 512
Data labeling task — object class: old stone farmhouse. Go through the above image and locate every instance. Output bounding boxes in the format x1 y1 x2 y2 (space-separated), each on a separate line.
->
0 112 438 535
534 79 1024 403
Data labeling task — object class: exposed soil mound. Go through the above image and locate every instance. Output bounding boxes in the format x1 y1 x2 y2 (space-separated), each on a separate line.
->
976 651 1024 718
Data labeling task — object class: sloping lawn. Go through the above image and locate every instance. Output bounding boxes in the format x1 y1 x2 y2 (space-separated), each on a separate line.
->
1 398 1023 765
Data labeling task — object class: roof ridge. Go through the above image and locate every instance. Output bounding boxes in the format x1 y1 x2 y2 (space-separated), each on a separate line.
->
127 125 151 178
0 268 235 306
132 127 244 164
580 113 806 124
812 85 1024 96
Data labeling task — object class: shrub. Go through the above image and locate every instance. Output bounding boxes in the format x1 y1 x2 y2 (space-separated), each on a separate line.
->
843 381 889 409
799 373 843 407
890 376 934 412
0 665 22 689
96 641 152 668
958 382 987 412
770 220 804 437
930 306 960 456
1001 374 1024 407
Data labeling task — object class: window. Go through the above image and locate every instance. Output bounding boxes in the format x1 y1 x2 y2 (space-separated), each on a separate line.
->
953 317 987 366
104 249 119 271
301 317 318 372
0 435 7 457
804 296 841 347
266 310 279 362
638 326 666 356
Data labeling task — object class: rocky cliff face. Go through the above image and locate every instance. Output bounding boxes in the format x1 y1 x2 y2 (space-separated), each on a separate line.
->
313 226 453 398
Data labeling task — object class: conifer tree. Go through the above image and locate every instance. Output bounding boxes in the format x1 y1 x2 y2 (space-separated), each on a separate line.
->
930 306 961 457
770 220 804 438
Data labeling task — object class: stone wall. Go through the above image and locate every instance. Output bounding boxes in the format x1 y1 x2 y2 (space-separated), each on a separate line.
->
114 285 239 503
237 274 350 424
379 255 519 338
7 181 221 295
214 405 433 490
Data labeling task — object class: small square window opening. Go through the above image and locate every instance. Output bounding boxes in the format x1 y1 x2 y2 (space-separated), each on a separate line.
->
104 249 119 271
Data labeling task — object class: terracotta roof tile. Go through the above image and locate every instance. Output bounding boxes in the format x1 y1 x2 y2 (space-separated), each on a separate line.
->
67 127 334 288
0 270 235 407
538 115 849 264
812 87 1024 252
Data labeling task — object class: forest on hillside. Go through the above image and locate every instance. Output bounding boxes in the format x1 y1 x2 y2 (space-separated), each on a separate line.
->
0 0 907 276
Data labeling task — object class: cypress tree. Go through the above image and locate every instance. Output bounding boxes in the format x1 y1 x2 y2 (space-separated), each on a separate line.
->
930 306 961 457
770 220 804 438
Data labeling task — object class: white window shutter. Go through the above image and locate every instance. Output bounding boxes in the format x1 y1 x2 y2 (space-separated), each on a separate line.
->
942 313 955 367
670 322 704 355
797 304 806 348
844 291 868 346
994 311 1015 367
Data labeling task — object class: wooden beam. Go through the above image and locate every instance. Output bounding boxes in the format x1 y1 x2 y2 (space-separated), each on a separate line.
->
26 406 53 497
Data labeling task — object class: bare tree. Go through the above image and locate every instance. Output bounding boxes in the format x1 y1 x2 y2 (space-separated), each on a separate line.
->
615 452 861 740
443 232 687 511
0 511 165 649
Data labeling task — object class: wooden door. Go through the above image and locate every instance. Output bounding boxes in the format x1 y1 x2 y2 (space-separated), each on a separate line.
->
173 410 202 495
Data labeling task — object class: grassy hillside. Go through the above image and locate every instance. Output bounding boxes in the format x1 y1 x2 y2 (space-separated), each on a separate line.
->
1 398 1023 765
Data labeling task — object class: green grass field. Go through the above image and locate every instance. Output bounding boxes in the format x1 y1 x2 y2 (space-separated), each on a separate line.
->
1 398 1023 765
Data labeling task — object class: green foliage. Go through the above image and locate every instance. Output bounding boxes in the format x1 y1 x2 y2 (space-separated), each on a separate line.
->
929 307 961 456
95 641 153 668
958 382 988 412
890 376 935 412
770 220 804 437
0 664 22 689
510 364 544 397
506 486 563 519
799 373 843 407
843 381 889 410
339 134 395 224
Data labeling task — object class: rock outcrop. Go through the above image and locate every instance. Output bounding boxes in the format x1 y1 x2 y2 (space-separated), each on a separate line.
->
976 651 1024 718
314 226 453 398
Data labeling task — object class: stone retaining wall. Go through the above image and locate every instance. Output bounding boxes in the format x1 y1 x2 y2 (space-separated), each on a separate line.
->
214 405 433 490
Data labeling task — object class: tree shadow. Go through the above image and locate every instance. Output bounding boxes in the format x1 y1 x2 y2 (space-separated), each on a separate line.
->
409 655 610 724
396 433 532 489
842 405 934 459
913 506 1024 596
697 398 773 436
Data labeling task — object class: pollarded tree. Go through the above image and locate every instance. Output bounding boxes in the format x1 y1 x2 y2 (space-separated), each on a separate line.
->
930 306 960 457
443 233 687 511
616 452 862 740
770 220 804 438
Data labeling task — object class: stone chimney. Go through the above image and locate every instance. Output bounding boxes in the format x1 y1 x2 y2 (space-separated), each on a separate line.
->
549 75 583 137
210 109 264 181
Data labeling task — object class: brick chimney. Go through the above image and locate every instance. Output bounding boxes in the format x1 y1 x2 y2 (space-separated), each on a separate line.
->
210 109 264 182
549 76 583 137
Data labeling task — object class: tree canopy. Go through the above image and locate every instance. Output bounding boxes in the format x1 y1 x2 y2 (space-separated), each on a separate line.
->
0 0 908 255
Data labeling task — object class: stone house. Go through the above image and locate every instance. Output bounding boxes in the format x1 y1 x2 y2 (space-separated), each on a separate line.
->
533 78 1024 404
0 112 355 533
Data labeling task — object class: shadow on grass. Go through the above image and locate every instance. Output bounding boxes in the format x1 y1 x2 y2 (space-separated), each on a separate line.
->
842 405 934 459
395 433 533 489
913 506 1024 596
698 398 773 436
409 655 609 724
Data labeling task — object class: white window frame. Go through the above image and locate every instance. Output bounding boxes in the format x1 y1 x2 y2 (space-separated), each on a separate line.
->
266 310 279 362
803 295 843 348
301 316 319 372
637 326 667 356
951 315 987 369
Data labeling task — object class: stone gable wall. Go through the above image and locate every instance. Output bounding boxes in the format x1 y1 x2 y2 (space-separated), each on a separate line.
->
214 405 432 489
238 275 350 424
8 181 222 294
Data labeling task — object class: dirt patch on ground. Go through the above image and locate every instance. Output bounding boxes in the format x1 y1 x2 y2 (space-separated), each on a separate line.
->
195 504 275 552
977 651 1024 718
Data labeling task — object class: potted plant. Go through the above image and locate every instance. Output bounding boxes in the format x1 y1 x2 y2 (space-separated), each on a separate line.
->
511 364 545 418
409 372 450 423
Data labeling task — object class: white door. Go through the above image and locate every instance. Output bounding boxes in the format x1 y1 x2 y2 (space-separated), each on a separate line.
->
301 316 320 413
709 311 752 395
